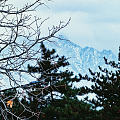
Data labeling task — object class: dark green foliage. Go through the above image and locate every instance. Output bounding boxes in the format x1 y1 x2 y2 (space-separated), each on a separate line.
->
41 98 100 120
79 47 120 120
27 42 80 103
1 42 109 119
27 42 98 120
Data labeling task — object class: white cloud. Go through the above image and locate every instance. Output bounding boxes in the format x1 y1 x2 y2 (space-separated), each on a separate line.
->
2 0 120 54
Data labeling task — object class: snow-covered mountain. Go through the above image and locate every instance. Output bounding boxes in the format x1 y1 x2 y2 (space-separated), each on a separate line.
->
45 39 117 75
45 39 117 101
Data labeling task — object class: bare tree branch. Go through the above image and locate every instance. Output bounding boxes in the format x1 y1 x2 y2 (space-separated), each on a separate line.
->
0 0 70 119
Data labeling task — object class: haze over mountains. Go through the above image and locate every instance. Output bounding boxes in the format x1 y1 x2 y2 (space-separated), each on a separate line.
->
45 39 117 75
1 39 117 91
45 39 117 101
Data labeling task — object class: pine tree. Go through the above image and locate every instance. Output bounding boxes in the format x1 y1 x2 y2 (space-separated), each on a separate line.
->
27 42 95 120
0 42 101 120
27 42 74 102
79 47 120 120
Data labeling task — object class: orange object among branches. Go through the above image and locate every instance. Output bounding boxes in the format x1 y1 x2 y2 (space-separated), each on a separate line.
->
7 100 13 108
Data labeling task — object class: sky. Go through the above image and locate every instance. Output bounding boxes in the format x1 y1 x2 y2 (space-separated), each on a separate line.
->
9 0 120 55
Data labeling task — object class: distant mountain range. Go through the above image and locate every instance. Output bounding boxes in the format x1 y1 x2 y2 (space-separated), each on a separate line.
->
44 39 117 99
45 39 117 75
1 39 117 92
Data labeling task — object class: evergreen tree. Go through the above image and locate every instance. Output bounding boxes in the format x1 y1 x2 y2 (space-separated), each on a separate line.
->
0 42 102 120
27 42 95 120
27 42 79 102
79 47 120 120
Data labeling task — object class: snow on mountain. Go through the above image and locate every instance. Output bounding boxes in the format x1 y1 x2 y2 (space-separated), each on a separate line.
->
45 39 117 75
1 39 117 89
44 39 117 102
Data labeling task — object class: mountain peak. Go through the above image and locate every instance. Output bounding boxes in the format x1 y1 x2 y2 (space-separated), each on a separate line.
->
45 39 117 74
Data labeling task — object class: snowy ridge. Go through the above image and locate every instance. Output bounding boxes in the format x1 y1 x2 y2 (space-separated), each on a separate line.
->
45 39 117 75
44 39 117 101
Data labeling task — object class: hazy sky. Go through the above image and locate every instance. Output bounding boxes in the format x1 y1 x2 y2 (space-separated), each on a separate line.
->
10 0 120 55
